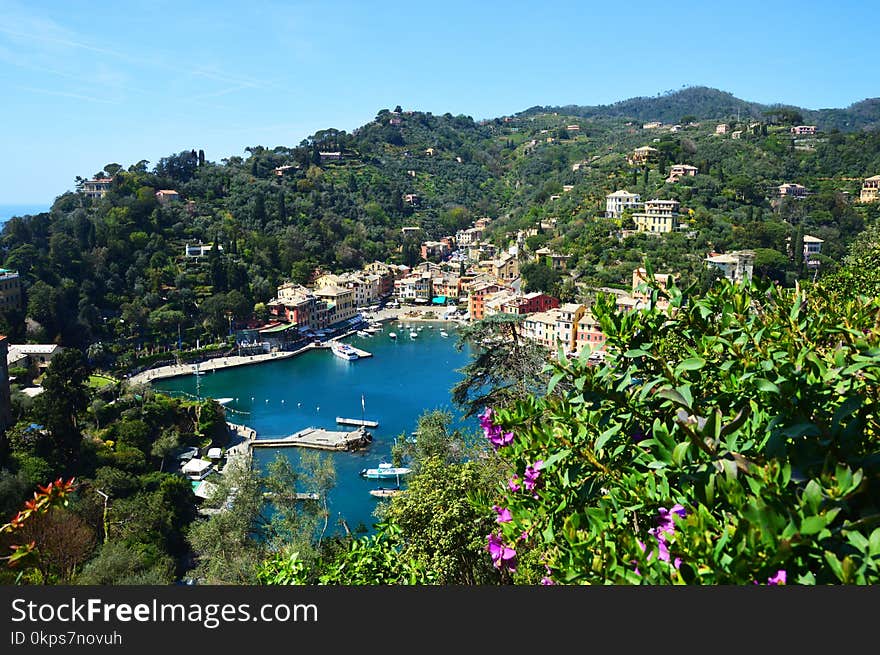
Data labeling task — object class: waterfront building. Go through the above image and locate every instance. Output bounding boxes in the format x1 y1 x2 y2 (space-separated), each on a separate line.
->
575 311 606 355
556 303 586 354
632 268 677 311
314 286 356 325
522 309 562 349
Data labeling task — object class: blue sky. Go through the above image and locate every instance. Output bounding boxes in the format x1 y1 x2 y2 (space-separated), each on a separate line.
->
1 0 877 205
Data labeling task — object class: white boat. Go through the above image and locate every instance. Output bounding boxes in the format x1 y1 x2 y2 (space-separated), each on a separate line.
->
330 342 359 361
440 331 449 338
360 462 412 479
389 332 397 339
410 330 418 338
369 487 403 498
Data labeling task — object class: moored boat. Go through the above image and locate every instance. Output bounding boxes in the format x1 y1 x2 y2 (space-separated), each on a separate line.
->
389 332 397 339
330 342 359 360
360 462 412 479
410 330 418 338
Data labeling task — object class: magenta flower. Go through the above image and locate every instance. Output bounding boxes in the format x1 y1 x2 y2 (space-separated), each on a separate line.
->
492 505 512 523
656 504 687 536
507 476 521 492
767 570 786 585
486 533 517 571
523 460 544 491
540 576 555 585
487 428 514 448
479 407 494 430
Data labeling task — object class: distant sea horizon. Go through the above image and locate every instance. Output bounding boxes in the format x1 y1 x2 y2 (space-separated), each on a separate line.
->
0 203 50 224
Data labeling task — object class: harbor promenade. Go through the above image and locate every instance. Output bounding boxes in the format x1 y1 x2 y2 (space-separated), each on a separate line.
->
128 343 318 385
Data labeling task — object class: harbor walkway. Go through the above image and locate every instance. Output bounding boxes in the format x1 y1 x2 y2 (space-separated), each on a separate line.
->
128 343 319 385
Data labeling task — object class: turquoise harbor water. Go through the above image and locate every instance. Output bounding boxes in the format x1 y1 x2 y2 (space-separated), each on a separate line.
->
153 322 474 534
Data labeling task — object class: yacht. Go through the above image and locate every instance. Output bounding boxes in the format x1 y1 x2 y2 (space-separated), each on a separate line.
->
330 342 359 361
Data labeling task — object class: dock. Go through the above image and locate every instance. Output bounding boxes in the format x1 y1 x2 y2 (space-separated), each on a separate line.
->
250 426 372 451
336 417 379 428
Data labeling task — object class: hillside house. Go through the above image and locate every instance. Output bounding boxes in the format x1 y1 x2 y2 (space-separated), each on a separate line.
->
790 125 817 136
705 250 754 283
666 164 698 183
605 190 642 219
632 199 681 234
629 146 659 166
860 175 880 203
715 124 729 134
778 183 808 199
155 189 180 204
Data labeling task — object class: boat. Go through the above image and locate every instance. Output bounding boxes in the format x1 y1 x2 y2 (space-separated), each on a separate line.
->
330 342 359 361
440 330 449 338
357 330 371 337
389 331 397 339
369 487 403 499
410 330 418 339
360 462 412 479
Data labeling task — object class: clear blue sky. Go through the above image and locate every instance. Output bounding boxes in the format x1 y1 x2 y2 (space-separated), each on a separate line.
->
1 0 877 205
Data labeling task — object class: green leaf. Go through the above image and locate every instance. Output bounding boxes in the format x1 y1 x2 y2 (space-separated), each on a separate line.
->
547 371 564 394
675 357 706 376
800 515 826 535
595 424 621 451
672 441 690 466
656 388 690 408
541 448 571 470
624 349 650 358
754 378 780 394
868 528 880 556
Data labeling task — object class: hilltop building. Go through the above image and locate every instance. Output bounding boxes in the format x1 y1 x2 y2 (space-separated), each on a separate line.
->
79 178 113 199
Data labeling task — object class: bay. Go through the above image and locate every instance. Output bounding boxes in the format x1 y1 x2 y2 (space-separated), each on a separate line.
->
153 322 474 534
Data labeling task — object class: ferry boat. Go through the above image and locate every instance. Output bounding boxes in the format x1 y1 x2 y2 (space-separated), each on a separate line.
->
330 342 359 361
360 462 412 479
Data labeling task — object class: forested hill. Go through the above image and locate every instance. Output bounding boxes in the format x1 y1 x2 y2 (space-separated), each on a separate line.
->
521 86 880 132
0 100 879 369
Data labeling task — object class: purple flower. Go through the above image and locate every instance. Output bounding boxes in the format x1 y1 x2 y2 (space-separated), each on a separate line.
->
656 504 687 536
540 576 555 585
492 505 512 523
507 477 521 492
767 570 786 585
479 407 494 430
486 533 517 572
523 460 544 491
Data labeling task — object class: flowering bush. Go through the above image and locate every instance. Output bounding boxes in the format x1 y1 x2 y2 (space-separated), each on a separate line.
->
481 275 880 584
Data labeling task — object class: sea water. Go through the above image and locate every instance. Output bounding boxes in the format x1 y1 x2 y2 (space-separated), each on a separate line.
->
153 323 474 534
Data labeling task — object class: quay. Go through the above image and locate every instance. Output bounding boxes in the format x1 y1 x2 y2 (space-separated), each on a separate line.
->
336 417 379 427
250 426 372 451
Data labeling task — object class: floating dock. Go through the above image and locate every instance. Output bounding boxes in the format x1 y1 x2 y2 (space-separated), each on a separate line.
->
250 426 371 451
336 417 379 427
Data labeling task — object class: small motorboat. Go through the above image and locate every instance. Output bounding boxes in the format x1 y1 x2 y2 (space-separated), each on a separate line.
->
360 462 412 479
440 330 449 338
389 332 397 339
410 330 418 339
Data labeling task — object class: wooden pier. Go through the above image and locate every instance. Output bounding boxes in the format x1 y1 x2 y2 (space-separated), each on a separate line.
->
336 417 379 428
250 426 372 451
